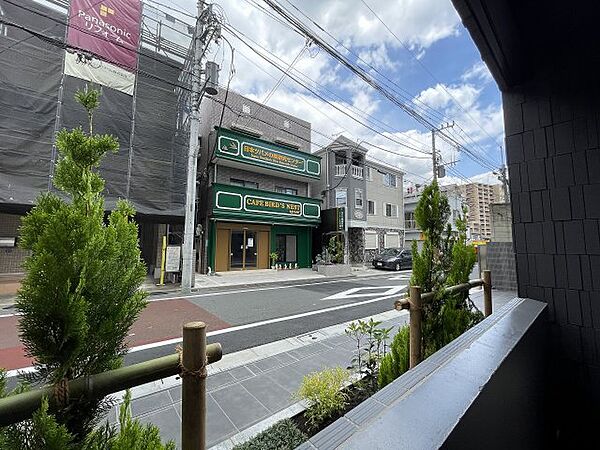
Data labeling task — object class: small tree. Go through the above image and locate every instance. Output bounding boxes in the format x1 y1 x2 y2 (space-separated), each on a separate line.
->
15 87 148 438
410 181 481 357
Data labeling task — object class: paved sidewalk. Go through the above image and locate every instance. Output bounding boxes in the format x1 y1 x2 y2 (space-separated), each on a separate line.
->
0 266 388 305
111 288 515 449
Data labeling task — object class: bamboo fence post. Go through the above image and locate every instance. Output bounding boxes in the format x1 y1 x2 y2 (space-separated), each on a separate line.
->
181 322 207 450
483 270 492 317
409 286 422 369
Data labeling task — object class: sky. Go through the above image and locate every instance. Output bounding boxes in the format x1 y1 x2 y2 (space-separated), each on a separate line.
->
168 0 505 186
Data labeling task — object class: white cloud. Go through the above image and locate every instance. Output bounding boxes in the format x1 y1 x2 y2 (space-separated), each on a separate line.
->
461 61 493 83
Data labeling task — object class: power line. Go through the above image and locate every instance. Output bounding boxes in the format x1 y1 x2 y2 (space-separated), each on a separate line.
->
359 0 504 165
222 24 432 156
3 3 434 184
263 0 502 173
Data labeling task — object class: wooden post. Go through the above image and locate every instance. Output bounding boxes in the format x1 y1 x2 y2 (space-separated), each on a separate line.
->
409 286 422 369
182 322 207 450
483 270 492 317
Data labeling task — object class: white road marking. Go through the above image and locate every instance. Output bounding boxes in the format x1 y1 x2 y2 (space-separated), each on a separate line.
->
321 285 407 301
388 275 410 280
147 274 397 303
5 290 407 376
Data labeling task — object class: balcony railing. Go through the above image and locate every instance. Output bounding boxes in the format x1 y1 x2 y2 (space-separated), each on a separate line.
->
405 219 418 230
335 164 363 179
351 165 364 179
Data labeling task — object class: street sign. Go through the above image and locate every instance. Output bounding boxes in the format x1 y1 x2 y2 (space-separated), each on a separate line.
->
165 245 181 272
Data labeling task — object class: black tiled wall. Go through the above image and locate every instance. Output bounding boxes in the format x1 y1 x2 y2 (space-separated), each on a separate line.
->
504 80 600 404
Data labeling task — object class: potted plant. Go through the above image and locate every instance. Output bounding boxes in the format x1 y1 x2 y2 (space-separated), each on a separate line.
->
270 251 279 270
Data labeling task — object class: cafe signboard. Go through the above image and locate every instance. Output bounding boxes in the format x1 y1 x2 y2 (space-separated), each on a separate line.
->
213 184 320 225
215 128 321 179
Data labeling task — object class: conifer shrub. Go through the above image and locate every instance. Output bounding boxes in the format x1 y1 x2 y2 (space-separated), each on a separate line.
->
378 324 410 389
11 86 148 439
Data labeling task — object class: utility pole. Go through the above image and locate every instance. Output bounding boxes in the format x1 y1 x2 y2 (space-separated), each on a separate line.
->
431 122 454 181
181 1 205 294
431 129 437 182
497 165 509 202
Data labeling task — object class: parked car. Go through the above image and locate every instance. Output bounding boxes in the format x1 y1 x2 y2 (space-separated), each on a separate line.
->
372 248 412 271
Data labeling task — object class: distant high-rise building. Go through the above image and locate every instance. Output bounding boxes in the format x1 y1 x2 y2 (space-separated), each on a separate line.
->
459 183 504 240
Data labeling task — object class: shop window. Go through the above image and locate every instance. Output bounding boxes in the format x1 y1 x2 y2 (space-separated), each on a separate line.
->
355 188 363 208
367 200 376 215
275 186 298 195
230 178 258 189
385 232 401 249
385 203 398 217
365 232 378 249
276 234 297 262
335 188 347 207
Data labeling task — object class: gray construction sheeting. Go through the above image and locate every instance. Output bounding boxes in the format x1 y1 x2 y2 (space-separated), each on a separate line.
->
0 0 186 218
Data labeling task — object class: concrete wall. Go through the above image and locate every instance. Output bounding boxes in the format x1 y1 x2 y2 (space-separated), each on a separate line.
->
486 242 517 291
365 162 404 231
490 203 513 242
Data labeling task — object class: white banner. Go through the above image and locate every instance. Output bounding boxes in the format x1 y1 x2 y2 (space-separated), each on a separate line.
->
64 51 135 95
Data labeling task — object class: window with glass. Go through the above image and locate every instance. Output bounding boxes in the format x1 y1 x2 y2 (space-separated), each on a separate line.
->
367 200 376 215
230 178 258 189
335 188 347 207
275 186 298 195
385 203 398 217
355 188 363 208
365 232 378 249
383 173 397 188
276 234 297 262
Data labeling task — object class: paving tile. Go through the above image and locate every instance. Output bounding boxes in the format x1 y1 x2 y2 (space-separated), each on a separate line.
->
136 405 181 448
131 390 172 417
211 383 270 430
241 374 295 413
289 342 329 359
207 370 236 392
290 353 333 375
168 385 181 403
206 394 237 448
245 362 263 374
227 365 255 381
265 363 305 393
273 351 297 366
252 355 283 372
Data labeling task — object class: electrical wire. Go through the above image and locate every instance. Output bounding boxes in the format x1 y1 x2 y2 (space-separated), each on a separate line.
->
2 3 432 183
262 0 501 173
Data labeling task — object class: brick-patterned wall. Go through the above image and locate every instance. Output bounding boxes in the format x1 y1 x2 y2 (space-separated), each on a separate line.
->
486 242 517 291
504 74 600 408
0 213 29 273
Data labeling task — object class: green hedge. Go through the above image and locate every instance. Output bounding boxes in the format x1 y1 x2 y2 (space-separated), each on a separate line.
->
232 419 307 450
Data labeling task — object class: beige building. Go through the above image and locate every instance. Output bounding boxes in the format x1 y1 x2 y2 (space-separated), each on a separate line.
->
458 183 505 240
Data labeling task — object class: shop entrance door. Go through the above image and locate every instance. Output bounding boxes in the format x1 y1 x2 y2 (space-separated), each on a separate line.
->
244 231 257 268
230 229 258 270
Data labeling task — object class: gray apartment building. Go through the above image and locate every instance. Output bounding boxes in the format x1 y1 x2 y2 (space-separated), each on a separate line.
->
313 136 404 264
404 183 467 249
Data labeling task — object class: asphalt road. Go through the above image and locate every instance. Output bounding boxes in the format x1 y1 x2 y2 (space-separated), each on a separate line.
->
129 271 412 364
3 270 412 386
